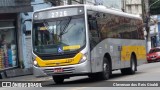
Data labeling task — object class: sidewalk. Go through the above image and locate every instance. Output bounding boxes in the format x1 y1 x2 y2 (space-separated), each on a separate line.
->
0 75 52 81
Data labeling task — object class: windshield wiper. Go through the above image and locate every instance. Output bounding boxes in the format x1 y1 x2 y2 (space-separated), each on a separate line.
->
43 17 73 43
60 17 72 36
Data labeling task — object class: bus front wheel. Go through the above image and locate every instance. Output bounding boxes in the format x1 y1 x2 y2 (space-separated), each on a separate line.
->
52 76 64 84
100 57 110 80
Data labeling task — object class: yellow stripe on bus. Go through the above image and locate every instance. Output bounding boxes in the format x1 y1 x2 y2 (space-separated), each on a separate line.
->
63 45 80 51
121 46 146 61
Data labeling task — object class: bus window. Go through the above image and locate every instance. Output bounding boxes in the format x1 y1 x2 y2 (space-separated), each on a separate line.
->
88 15 100 49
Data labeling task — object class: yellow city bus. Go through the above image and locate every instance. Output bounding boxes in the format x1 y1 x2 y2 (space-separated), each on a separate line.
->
32 4 147 84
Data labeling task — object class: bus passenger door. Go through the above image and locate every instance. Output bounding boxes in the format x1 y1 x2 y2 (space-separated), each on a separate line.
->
88 16 101 72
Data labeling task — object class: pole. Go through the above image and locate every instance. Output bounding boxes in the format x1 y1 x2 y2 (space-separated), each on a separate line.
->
142 0 151 52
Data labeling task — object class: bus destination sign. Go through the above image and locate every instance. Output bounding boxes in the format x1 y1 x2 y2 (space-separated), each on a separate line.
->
34 7 84 20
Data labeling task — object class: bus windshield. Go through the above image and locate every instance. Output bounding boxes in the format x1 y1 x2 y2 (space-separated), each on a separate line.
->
32 16 86 55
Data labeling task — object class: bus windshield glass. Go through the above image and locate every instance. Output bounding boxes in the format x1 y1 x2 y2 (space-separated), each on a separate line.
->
32 16 86 55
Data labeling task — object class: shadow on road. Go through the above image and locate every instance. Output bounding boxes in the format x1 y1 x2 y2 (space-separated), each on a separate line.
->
110 71 144 80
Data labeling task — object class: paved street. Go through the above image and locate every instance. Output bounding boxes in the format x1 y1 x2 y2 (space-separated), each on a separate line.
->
1 0 160 90
41 62 160 87
1 62 160 90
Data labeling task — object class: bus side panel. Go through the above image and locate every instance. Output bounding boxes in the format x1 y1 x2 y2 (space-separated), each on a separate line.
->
90 38 147 73
90 38 122 73
120 42 146 68
121 46 146 67
106 38 146 69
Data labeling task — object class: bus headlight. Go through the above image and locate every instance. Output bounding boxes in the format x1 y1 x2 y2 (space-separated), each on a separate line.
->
79 53 88 64
34 60 38 66
33 58 39 67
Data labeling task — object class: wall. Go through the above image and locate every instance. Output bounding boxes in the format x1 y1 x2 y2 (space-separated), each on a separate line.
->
21 0 51 69
103 0 122 9
150 15 158 35
150 15 160 47
158 15 160 46
122 0 142 15
85 0 122 9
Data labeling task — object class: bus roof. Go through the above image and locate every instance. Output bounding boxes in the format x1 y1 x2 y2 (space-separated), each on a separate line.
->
34 4 141 20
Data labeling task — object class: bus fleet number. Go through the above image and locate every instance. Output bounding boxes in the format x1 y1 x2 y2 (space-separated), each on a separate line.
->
51 11 67 18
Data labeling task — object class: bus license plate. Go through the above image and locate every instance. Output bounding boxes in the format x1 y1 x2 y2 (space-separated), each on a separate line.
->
54 68 63 73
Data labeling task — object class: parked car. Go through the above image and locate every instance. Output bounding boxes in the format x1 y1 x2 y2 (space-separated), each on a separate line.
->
147 47 160 63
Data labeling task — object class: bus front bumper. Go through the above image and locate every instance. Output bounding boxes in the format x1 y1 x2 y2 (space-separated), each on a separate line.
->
33 60 91 76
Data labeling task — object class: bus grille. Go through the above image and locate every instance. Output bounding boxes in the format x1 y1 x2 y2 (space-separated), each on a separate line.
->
39 53 76 60
44 67 75 75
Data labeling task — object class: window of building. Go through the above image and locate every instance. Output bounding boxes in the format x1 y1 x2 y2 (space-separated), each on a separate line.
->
66 0 83 4
72 0 82 4
128 5 131 13
135 5 138 11
0 21 17 69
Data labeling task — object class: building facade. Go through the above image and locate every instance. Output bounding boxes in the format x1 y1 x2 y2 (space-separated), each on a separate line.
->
0 0 33 78
150 15 159 47
150 15 160 48
21 0 51 69
122 0 159 51
122 0 142 15
46 0 122 9
158 16 160 46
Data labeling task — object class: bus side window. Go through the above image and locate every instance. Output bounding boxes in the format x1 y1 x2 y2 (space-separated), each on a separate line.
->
88 15 100 49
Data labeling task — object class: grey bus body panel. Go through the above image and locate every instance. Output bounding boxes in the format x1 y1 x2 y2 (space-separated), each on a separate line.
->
90 38 146 73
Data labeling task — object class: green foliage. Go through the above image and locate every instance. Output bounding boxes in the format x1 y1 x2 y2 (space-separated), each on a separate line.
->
149 0 160 15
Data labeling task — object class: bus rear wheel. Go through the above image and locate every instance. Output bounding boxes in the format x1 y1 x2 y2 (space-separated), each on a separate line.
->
52 76 64 84
121 55 136 75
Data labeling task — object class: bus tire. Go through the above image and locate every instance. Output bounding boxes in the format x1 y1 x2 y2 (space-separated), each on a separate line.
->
52 76 64 84
121 55 136 75
99 57 110 80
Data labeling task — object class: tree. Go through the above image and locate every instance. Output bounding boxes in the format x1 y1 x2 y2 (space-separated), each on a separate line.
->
149 0 160 15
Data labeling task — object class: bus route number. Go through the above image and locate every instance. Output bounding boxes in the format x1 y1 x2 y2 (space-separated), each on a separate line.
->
51 11 67 18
